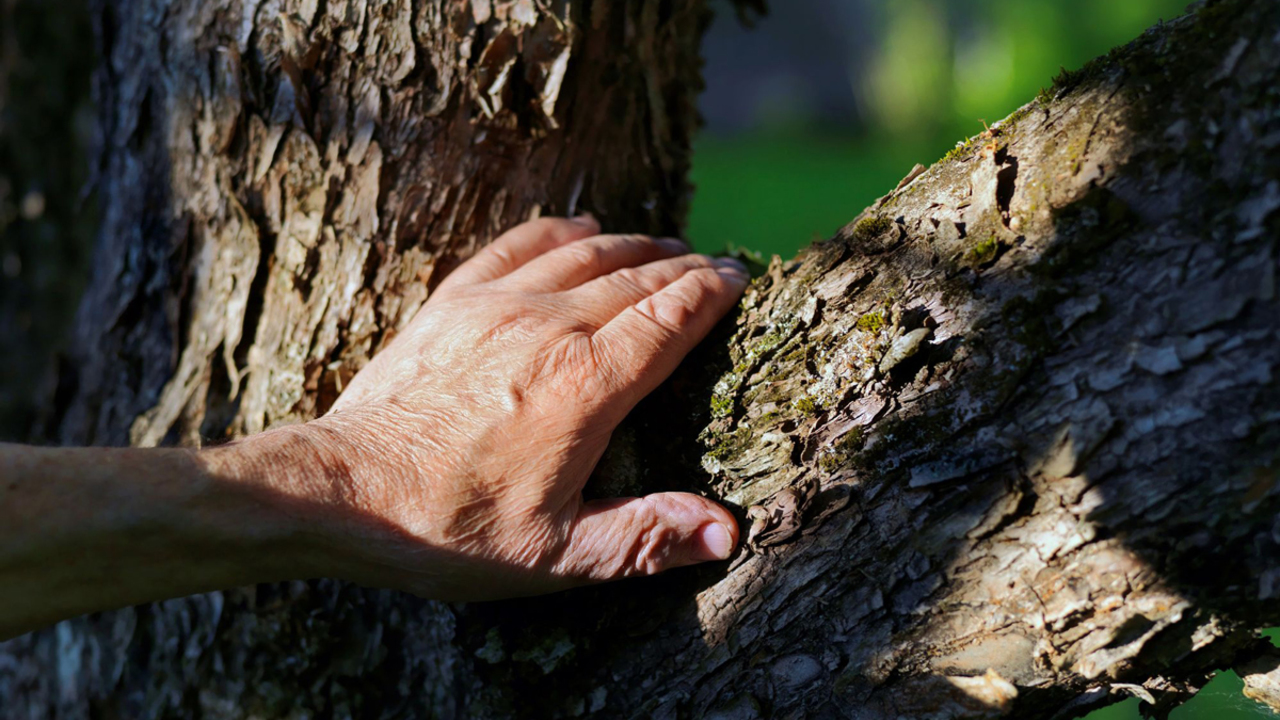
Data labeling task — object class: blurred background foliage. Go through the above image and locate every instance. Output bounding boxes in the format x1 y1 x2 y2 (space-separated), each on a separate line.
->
690 0 1196 257
693 2 1280 718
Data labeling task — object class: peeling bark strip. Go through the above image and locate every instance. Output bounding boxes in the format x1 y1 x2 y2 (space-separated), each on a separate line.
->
2 1 1280 719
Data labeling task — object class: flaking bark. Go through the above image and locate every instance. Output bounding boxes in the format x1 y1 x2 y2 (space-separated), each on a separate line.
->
2 1 1279 719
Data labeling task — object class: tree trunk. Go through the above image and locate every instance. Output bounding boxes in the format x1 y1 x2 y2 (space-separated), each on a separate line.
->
3 0 1280 719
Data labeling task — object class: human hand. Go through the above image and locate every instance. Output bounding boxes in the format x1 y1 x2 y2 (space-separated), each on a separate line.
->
279 217 747 600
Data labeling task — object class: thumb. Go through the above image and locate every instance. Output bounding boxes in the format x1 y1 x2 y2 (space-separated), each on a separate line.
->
555 493 739 581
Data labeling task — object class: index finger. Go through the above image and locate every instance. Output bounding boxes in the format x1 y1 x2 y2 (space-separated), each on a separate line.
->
437 216 601 292
590 261 748 420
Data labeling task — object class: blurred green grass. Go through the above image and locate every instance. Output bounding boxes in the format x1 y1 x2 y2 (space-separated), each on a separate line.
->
687 133 933 257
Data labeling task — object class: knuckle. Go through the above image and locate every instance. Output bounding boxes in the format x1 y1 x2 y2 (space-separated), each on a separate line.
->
588 348 633 399
563 241 609 270
611 266 645 286
474 310 536 347
484 244 516 268
609 266 654 296
586 498 670 579
622 522 676 577
688 266 726 292
530 332 606 399
634 292 694 331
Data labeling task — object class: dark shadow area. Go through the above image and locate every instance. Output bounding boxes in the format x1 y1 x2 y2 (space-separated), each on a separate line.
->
0 0 96 442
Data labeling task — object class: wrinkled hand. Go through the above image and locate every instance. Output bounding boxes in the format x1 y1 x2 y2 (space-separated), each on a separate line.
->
297 217 747 600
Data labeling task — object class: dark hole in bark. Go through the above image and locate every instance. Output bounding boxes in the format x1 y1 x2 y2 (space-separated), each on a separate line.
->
1104 615 1158 650
995 150 1019 229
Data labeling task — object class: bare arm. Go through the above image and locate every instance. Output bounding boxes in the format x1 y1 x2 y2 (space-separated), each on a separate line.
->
0 217 747 640
0 430 329 640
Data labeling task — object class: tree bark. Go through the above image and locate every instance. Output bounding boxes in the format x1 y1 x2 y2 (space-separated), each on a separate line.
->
3 0 1280 719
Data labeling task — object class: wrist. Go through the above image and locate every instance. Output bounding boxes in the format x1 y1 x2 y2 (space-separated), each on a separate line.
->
196 424 358 583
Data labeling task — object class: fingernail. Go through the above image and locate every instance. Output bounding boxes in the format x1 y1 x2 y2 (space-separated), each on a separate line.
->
714 257 749 282
570 213 599 228
656 237 690 253
694 523 735 561
715 256 747 272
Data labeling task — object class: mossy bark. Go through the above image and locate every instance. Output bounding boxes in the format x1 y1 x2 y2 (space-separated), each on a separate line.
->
3 1 1280 719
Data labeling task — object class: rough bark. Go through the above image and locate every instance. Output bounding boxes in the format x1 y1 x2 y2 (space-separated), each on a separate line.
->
3 0 1280 719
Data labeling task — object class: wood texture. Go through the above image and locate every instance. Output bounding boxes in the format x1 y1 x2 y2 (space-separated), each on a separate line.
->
2 1 1279 719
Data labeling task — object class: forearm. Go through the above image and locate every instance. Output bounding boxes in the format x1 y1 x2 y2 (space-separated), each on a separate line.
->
0 430 332 640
